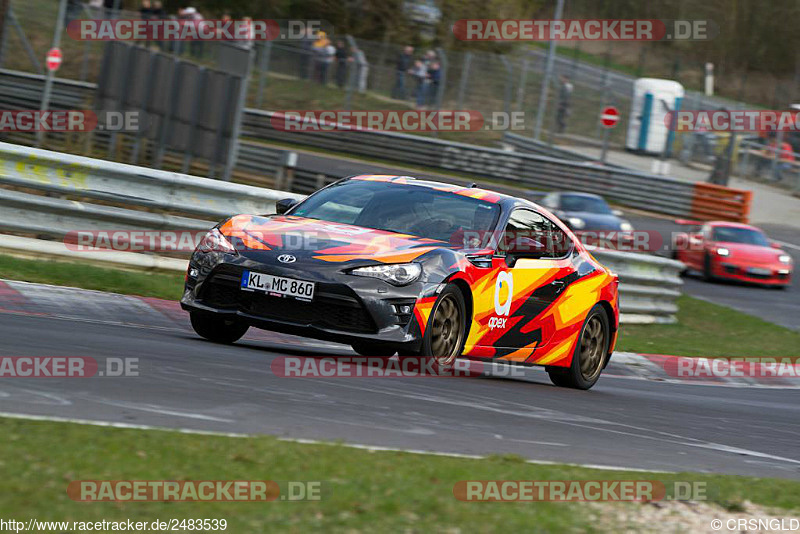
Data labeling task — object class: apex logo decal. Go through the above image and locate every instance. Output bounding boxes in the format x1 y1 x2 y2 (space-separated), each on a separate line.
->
494 271 513 315
490 271 514 329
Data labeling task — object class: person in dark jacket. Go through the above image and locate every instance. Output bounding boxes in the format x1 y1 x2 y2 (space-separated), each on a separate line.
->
427 61 441 108
334 40 348 88
391 46 413 100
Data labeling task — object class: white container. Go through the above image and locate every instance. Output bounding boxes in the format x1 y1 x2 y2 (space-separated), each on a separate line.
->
626 78 685 155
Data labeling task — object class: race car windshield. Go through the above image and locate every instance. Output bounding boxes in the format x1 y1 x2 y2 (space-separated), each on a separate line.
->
291 180 502 243
560 194 612 214
711 227 770 246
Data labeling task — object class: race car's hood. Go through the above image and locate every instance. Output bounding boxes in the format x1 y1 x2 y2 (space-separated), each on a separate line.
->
219 214 449 264
714 242 787 264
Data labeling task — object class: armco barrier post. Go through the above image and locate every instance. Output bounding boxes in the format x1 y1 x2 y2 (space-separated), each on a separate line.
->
344 35 362 111
456 52 472 110
516 57 529 112
37 0 68 147
276 151 297 191
223 45 254 182
435 46 446 110
500 55 513 117
533 0 564 140
255 40 272 109
0 0 9 68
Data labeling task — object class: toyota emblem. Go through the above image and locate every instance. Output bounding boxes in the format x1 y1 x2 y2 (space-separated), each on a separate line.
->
277 254 297 264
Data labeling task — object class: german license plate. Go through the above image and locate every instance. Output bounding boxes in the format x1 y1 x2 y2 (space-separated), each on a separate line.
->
748 267 771 276
241 270 315 301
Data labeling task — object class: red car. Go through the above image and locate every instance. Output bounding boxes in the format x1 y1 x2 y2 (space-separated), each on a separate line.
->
674 221 793 288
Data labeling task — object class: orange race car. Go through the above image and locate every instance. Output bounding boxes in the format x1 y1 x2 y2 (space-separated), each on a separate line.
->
182 175 620 389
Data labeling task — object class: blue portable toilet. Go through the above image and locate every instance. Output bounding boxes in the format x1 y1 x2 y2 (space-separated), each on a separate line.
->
626 78 684 155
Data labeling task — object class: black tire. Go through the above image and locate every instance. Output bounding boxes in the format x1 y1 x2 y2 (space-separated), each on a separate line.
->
703 253 715 282
190 312 249 344
351 342 397 357
545 368 572 387
547 304 610 390
416 284 468 372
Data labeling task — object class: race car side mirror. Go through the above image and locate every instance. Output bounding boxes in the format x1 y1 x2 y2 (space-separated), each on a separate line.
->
771 241 783 249
276 198 299 215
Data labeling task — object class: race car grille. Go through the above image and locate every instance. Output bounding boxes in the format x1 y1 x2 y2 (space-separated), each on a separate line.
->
199 268 376 334
246 295 376 333
201 278 240 309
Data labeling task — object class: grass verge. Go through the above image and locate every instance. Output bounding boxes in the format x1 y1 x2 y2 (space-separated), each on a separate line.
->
1 417 798 532
616 294 800 358
0 254 185 301
1 253 798 358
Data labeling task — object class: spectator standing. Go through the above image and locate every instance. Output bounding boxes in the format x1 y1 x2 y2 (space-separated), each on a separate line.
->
150 1 166 49
392 46 413 100
764 136 796 182
352 48 369 93
323 41 336 85
334 40 348 88
410 59 428 110
151 1 165 17
427 60 441 108
555 75 573 134
140 0 152 18
312 31 333 84
181 7 204 59
238 16 255 49
66 0 84 25
139 1 152 48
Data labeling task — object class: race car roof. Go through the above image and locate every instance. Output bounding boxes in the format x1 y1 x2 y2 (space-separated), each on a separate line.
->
348 174 510 204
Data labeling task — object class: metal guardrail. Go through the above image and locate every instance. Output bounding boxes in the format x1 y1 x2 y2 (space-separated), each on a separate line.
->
243 110 697 217
502 132 602 163
589 248 684 324
0 142 304 222
0 142 684 324
0 188 212 239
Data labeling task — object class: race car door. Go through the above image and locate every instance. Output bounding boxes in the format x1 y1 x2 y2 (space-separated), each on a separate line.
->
481 208 578 361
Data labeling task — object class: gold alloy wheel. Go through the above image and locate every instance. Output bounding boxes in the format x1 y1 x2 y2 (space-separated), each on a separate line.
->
579 315 606 382
431 293 464 366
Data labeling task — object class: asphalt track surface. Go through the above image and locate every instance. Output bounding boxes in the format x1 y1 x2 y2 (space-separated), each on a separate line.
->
296 150 800 330
1 282 799 480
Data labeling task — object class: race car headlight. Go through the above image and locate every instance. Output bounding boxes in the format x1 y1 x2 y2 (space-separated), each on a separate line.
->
619 221 634 232
350 263 422 286
567 217 586 229
715 247 730 257
779 254 792 264
197 228 238 255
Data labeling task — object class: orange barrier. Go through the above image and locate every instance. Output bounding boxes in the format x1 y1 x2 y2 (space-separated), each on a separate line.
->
690 183 752 223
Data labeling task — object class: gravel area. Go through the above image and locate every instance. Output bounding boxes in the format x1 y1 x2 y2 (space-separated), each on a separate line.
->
591 500 800 533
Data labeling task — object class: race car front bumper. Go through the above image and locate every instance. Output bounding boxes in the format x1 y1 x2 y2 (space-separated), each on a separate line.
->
712 260 792 286
180 261 427 350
